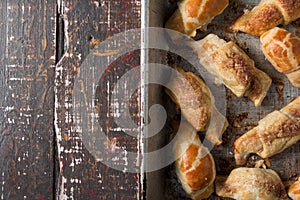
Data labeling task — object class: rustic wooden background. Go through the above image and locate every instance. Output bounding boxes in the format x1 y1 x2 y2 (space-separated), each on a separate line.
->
2 0 299 199
0 0 142 199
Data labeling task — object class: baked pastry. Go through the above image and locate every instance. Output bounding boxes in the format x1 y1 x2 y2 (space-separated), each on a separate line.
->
166 67 228 145
234 96 300 165
231 0 300 36
261 27 300 88
191 34 272 107
286 70 300 88
216 167 289 200
288 176 300 200
173 121 216 200
165 0 228 37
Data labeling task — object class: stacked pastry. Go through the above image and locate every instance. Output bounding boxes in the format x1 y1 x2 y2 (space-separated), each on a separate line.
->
165 1 231 199
166 67 228 199
217 97 300 199
231 0 300 87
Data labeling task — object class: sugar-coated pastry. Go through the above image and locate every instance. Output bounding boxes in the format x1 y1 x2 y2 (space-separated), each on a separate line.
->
216 167 289 200
232 0 300 36
191 34 272 107
234 96 300 165
166 67 228 145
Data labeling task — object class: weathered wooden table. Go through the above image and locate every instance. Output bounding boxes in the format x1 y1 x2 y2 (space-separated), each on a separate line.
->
1 0 300 200
1 0 143 199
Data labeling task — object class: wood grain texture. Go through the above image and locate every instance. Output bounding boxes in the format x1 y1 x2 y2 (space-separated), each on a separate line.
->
0 0 56 199
55 0 142 199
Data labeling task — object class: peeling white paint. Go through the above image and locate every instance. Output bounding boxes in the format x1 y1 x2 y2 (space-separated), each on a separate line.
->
1 172 5 200
50 55 56 61
53 0 144 199
4 106 14 112
9 77 34 81
7 118 14 124
93 1 99 7
77 53 82 60
59 176 68 200
55 56 66 200
1 1 57 199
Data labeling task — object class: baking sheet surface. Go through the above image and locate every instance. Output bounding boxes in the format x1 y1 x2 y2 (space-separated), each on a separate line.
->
147 0 300 199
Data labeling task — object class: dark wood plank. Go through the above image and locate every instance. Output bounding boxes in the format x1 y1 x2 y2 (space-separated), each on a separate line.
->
0 0 56 199
55 0 143 199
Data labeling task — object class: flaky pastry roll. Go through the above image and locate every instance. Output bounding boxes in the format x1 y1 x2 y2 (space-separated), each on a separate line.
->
216 167 289 200
234 96 300 165
166 67 228 145
191 34 272 107
232 0 300 36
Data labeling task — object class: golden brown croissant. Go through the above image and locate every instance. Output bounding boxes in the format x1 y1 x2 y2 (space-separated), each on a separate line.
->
216 167 289 200
288 176 300 200
191 34 272 107
166 67 228 145
165 0 228 37
261 27 300 88
231 0 300 36
234 96 300 165
173 121 216 200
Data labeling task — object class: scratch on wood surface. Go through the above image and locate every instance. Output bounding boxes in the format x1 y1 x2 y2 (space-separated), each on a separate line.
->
54 53 69 199
1 0 55 199
1 172 4 200
92 49 124 57
58 0 69 51
53 0 144 199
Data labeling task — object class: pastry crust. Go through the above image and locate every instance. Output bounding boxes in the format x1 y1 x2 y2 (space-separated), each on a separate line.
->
232 3 283 36
280 96 300 121
244 67 272 107
234 96 300 165
261 27 300 73
216 168 289 200
287 70 300 88
166 67 212 131
231 0 300 36
288 177 300 200
261 27 300 88
210 41 254 97
275 0 300 24
165 0 228 37
192 34 271 107
166 67 228 145
173 122 215 200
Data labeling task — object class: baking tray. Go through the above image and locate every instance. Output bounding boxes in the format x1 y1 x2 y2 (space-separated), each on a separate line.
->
145 0 300 199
